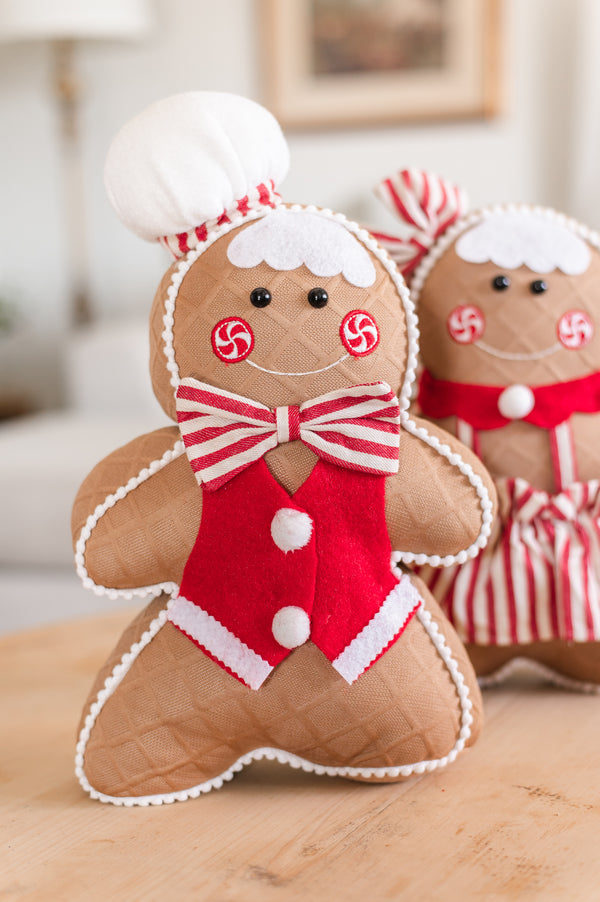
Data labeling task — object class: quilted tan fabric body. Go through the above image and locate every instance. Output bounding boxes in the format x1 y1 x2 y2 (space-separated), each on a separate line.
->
73 210 494 800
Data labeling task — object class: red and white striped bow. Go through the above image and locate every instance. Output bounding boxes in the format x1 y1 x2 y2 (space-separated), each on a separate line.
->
372 168 468 277
176 378 401 490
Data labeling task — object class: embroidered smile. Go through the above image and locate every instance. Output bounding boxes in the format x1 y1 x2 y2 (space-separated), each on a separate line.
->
245 354 349 376
473 340 561 362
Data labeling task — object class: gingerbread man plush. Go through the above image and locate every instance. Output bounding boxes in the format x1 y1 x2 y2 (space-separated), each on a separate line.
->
72 96 495 805
375 168 600 691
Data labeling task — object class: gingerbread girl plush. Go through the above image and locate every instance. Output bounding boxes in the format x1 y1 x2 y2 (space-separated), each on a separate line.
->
375 168 600 690
71 96 495 805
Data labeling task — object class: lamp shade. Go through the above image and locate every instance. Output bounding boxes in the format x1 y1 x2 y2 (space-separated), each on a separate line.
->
0 0 153 42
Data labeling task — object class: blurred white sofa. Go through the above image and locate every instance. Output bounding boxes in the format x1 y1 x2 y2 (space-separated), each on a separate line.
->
0 320 171 631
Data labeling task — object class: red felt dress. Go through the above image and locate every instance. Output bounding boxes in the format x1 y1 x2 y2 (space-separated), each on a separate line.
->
417 370 600 647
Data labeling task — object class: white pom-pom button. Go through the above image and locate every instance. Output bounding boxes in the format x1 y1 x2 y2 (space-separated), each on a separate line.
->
270 508 313 553
497 384 535 420
272 606 311 649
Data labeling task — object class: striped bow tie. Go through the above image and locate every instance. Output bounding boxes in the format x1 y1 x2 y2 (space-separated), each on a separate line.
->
176 378 401 491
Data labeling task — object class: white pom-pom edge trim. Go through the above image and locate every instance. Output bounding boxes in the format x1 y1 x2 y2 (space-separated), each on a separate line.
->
391 419 494 568
161 202 493 566
75 601 474 806
74 440 185 600
410 203 600 304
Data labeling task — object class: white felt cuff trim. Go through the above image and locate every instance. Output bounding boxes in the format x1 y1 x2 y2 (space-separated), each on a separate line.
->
167 596 273 690
75 600 475 806
74 439 185 601
332 573 421 683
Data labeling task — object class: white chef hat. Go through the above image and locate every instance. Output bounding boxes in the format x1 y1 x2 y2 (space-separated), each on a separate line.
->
104 91 290 258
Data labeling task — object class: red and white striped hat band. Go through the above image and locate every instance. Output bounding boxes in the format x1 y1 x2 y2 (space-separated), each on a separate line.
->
159 180 282 259
372 169 468 277
175 377 401 491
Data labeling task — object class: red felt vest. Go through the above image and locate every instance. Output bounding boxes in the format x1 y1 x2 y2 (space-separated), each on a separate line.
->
167 458 422 689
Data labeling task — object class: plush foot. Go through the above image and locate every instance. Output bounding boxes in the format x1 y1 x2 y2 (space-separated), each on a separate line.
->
468 640 600 691
77 582 482 804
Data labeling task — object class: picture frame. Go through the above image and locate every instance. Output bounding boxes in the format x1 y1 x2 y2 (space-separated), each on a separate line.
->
259 0 501 128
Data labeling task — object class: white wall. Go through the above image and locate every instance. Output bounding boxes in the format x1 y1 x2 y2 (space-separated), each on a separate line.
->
0 0 586 367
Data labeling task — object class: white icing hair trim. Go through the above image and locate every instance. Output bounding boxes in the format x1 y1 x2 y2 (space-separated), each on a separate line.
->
74 600 474 805
104 92 290 243
455 210 592 274
227 209 377 288
74 440 185 600
411 204 600 304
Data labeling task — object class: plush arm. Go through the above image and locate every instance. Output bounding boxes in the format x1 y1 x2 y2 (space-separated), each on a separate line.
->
71 426 200 592
385 416 497 561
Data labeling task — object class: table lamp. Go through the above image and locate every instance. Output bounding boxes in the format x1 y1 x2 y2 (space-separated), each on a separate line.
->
0 0 154 325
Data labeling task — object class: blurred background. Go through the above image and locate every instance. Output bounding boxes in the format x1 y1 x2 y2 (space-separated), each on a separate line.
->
0 0 598 632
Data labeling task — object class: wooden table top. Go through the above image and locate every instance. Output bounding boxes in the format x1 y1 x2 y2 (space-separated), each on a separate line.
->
2 608 600 901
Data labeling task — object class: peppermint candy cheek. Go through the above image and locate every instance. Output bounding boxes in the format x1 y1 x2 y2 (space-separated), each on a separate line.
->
211 317 255 363
447 305 485 344
340 310 380 357
557 310 594 350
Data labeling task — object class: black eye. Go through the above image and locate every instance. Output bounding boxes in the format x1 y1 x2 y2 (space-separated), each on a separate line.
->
530 279 548 294
492 275 510 291
308 287 328 308
250 287 271 308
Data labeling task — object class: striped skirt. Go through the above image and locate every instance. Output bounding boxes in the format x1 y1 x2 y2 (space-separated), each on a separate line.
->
420 477 600 645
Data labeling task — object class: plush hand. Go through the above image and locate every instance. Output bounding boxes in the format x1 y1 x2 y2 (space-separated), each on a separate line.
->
72 98 495 805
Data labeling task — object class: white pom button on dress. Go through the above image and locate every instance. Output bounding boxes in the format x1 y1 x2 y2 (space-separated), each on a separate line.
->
497 384 535 420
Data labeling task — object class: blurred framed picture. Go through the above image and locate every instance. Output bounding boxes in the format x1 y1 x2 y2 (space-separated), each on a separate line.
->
260 0 501 128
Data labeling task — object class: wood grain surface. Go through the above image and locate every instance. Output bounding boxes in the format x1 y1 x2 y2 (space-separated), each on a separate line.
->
2 609 600 901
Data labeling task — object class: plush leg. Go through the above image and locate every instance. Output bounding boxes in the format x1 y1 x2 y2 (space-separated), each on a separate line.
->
77 577 482 802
